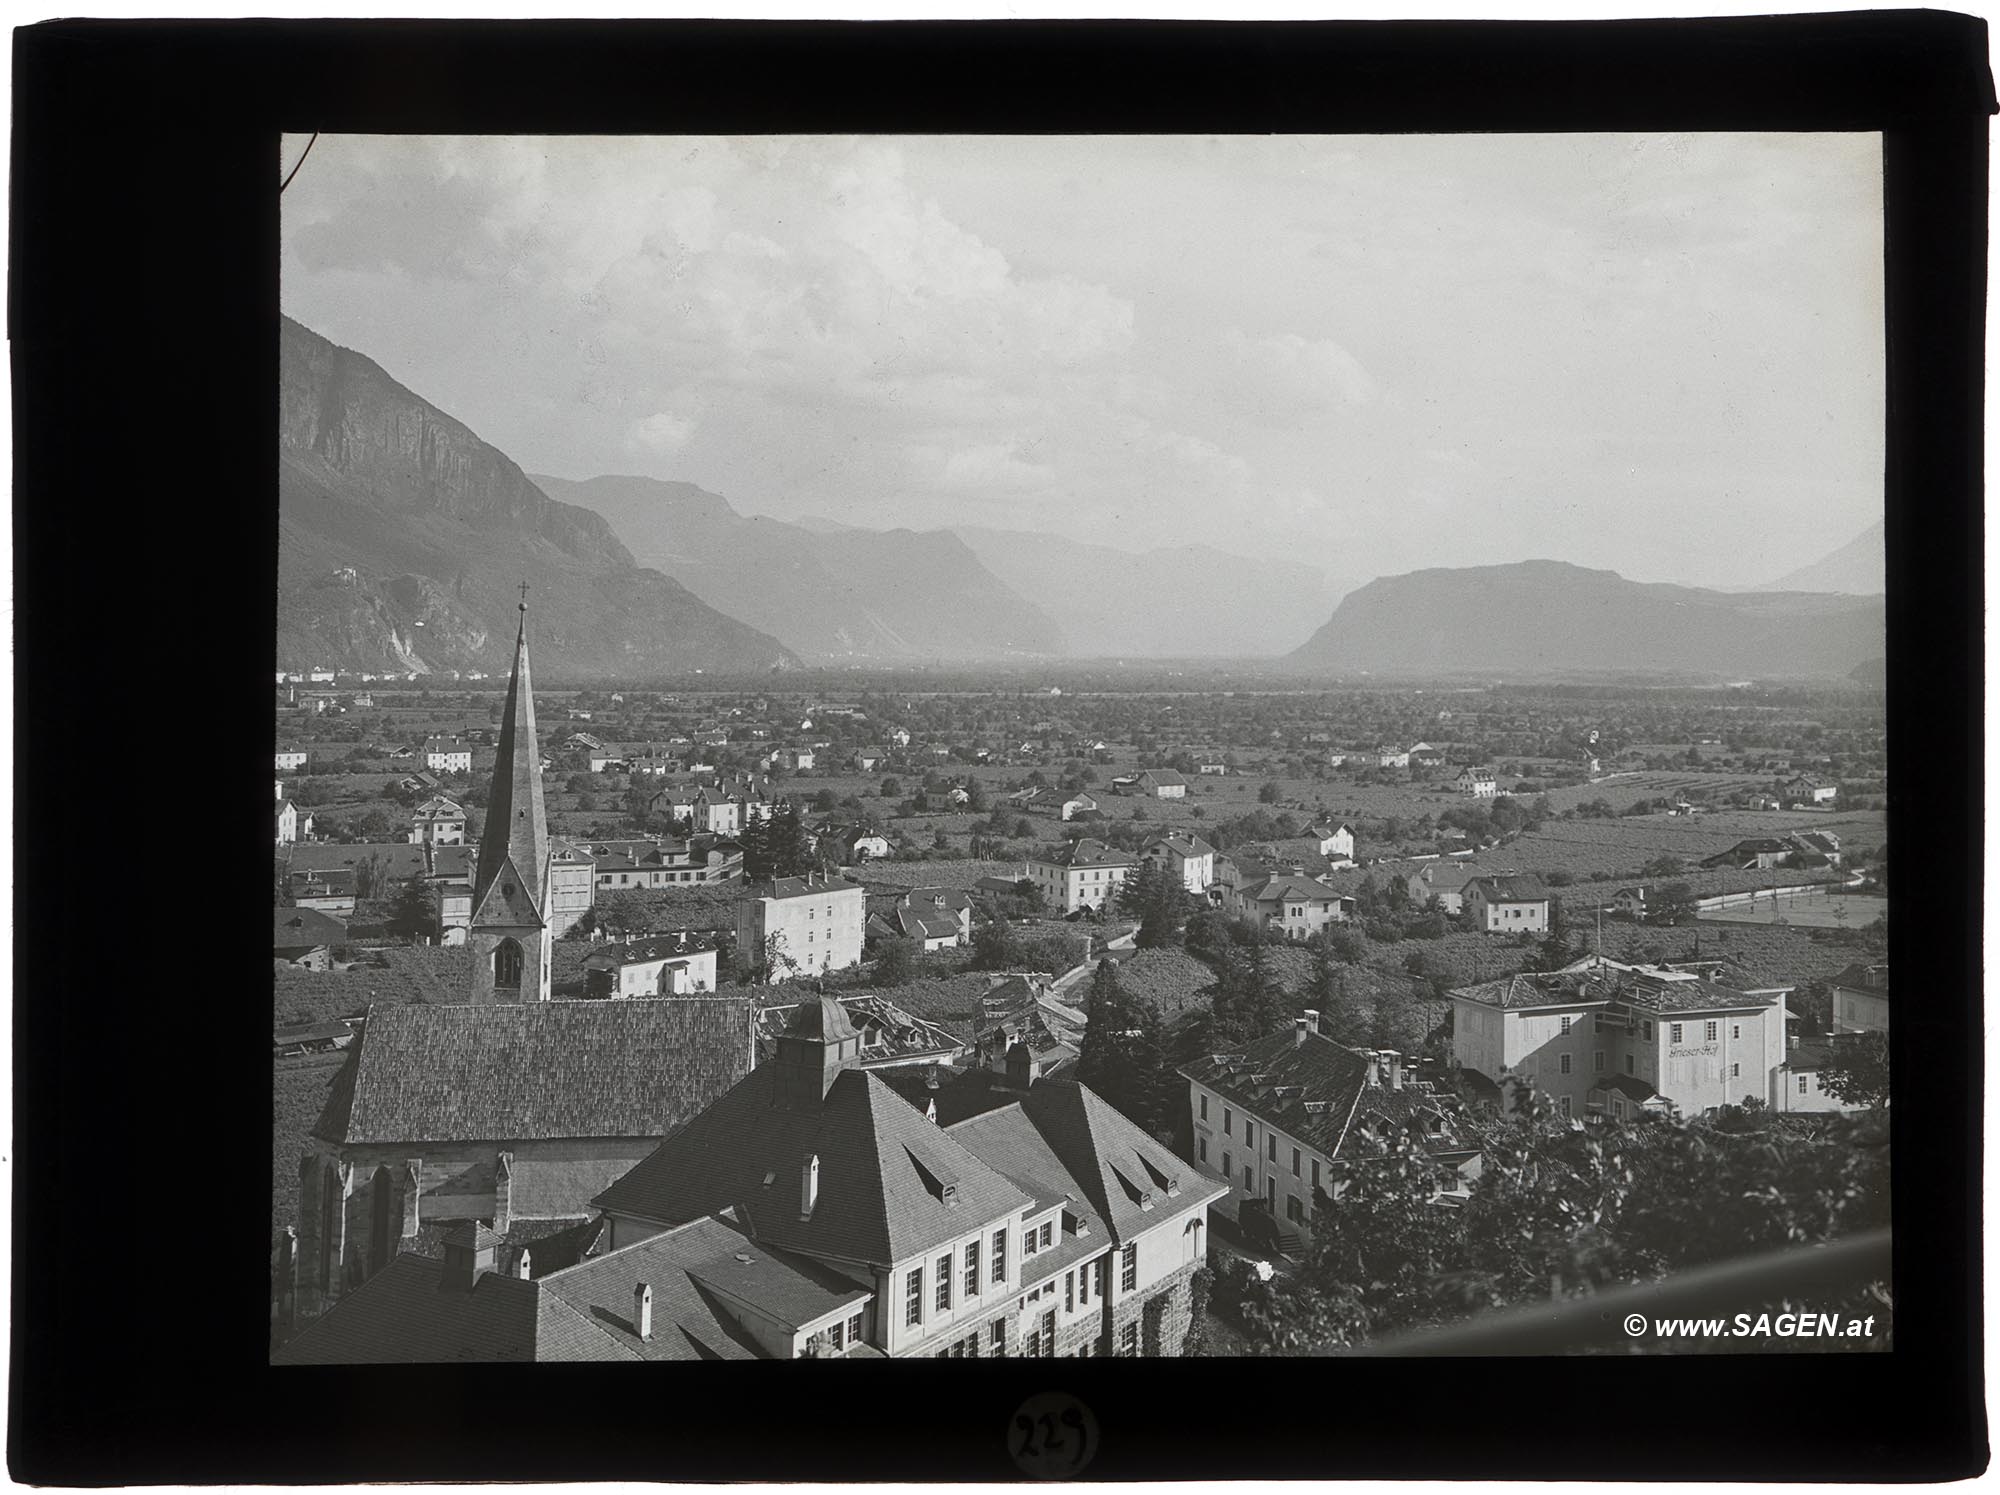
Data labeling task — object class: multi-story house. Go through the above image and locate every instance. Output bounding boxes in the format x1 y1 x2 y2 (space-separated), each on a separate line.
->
1771 1037 1854 1114
1377 746 1411 769
1448 958 1793 1121
276 747 310 772
1131 770 1187 800
1181 1012 1482 1244
1830 962 1889 1034
1143 834 1216 895
421 736 473 774
1455 767 1498 797
737 873 866 977
1783 773 1839 805
1306 823 1356 863
545 841 596 938
590 998 1224 1359
1462 873 1551 932
409 795 467 847
588 839 705 891
1226 873 1355 941
274 789 309 846
1026 840 1135 915
582 934 721 998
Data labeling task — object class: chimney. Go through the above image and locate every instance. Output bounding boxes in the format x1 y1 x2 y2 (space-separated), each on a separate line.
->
1004 1042 1041 1091
633 1282 653 1341
1383 1050 1404 1090
1293 1017 1310 1047
801 1153 820 1218
1788 1032 1800 1051
1302 1009 1321 1036
439 1224 499 1292
516 1248 533 1280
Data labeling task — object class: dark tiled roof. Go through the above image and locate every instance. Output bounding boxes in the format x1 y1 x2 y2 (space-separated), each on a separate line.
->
271 1253 638 1363
1465 874 1549 903
876 1065 1031 1128
1832 963 1889 996
314 998 755 1145
1035 839 1134 870
274 907 348 950
948 1081 1226 1247
585 934 715 967
1449 972 1602 1012
593 1065 1032 1267
1180 1028 1376 1157
541 1212 861 1358
748 875 862 901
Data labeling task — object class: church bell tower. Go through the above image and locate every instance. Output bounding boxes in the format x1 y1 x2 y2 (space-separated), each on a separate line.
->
467 591 552 1004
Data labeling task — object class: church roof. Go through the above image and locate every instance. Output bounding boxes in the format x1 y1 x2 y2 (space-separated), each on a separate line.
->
592 1065 1032 1268
313 998 755 1145
471 609 549 921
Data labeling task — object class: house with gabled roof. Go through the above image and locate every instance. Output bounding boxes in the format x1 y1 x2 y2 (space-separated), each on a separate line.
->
274 906 348 970
1181 1012 1482 1248
1143 833 1216 894
1831 962 1889 1034
1455 766 1498 797
1462 873 1551 932
409 795 467 847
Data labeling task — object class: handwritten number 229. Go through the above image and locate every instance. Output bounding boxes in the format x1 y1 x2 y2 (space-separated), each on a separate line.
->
1015 1409 1088 1468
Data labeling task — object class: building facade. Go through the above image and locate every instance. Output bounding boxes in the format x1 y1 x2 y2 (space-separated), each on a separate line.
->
737 873 866 977
1026 839 1136 915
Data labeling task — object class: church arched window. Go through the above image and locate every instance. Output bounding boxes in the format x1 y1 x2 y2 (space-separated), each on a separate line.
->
494 938 523 988
368 1166 393 1277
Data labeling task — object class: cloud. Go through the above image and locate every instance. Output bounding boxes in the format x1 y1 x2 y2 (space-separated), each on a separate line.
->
1222 328 1377 414
626 411 696 454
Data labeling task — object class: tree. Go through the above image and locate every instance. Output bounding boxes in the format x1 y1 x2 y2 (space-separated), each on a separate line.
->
1653 881 1698 925
1076 959 1172 1132
970 918 1019 971
1259 780 1283 805
872 937 918 988
880 778 901 799
385 873 437 943
1817 1032 1890 1109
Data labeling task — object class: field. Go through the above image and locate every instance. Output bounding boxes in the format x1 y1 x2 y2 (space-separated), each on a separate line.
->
1701 891 1888 929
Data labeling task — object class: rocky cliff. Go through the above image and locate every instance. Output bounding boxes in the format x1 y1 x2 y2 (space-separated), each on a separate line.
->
277 318 795 678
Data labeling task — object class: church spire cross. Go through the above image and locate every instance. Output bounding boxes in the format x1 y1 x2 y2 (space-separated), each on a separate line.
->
518 580 530 612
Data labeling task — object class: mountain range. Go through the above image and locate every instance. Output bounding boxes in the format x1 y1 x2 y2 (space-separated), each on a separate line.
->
1756 518 1884 595
1285 559 1884 679
529 475 1066 663
278 318 795 679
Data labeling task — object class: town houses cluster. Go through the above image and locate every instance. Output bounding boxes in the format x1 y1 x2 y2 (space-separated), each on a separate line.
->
273 626 1886 1361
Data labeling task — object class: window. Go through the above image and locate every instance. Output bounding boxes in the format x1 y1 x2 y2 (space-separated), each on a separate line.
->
1291 1147 1301 1177
1705 1021 1718 1043
1286 1195 1305 1224
849 1311 864 1343
1611 1098 1626 1121
1022 1222 1039 1257
1078 1262 1090 1305
1311 1158 1321 1190
1625 1055 1635 1075
1267 1136 1277 1162
966 1241 980 1296
830 1320 845 1351
493 938 523 989
1223 1108 1233 1136
1559 1054 1572 1075
1243 1166 1253 1190
1120 1322 1139 1356
906 1269 923 1327
1731 1024 1741 1040
1199 1094 1209 1122
936 1255 952 1312
1096 1258 1110 1299
1593 1051 1605 1073
1040 1221 1052 1251
1065 1272 1075 1313
1670 1023 1684 1043
990 1320 1005 1354
1643 1020 1653 1039
1221 1151 1231 1179
1041 1309 1058 1356
1731 1061 1741 1078
1197 1137 1208 1163
1560 1015 1572 1035
992 1229 1007 1284
1798 1075 1809 1095
1121 1243 1138 1292
1245 1121 1256 1148
1558 1096 1572 1120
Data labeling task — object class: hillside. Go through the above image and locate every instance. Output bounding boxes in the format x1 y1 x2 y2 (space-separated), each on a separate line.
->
534 474 1066 662
278 318 797 679
1760 519 1884 595
1285 560 1884 679
957 525 1341 658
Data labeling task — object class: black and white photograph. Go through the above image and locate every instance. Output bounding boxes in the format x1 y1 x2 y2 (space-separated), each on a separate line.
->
8 11 1986 1484
270 130 1895 1363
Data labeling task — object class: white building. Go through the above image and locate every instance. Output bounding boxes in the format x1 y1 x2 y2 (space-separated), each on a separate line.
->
1455 767 1498 797
1143 834 1216 895
1025 840 1136 915
737 873 866 978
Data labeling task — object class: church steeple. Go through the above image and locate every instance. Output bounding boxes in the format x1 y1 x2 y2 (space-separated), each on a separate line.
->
467 591 552 1004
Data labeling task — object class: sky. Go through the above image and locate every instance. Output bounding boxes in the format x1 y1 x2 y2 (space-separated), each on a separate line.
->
281 131 1883 595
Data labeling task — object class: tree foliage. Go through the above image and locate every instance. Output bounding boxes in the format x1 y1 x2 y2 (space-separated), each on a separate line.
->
1817 1031 1890 1109
1076 959 1173 1133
